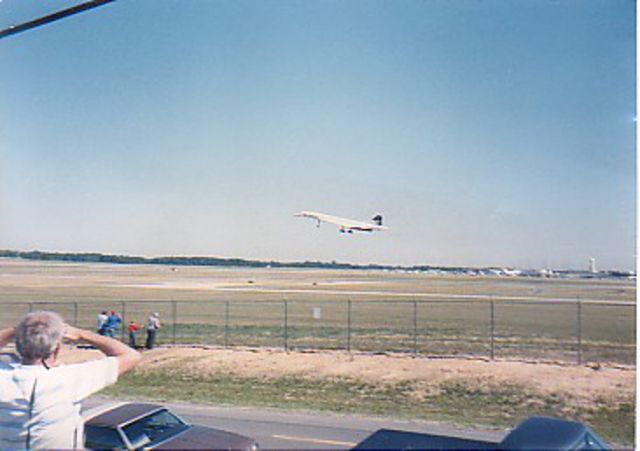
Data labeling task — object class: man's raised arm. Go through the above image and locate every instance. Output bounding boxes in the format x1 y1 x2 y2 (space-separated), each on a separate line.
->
64 325 141 376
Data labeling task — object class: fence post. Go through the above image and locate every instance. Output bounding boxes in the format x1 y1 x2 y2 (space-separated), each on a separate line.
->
413 299 418 355
576 298 582 365
347 300 352 353
120 301 126 341
224 301 229 348
73 302 78 327
283 300 288 352
28 303 33 313
490 299 495 360
172 300 177 346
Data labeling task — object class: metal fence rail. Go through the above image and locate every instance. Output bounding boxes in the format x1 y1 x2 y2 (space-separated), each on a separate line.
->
1 299 634 365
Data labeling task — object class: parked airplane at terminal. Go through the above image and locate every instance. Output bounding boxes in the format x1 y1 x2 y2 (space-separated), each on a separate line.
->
295 211 388 234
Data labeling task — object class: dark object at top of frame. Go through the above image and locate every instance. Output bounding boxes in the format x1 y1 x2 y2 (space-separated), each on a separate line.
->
0 0 116 40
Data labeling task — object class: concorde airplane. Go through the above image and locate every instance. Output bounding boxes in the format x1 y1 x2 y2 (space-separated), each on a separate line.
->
295 211 389 234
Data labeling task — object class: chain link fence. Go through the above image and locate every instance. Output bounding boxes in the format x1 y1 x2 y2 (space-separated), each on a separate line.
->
1 299 634 365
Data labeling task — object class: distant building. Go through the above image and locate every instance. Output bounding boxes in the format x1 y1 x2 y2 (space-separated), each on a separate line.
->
540 268 555 278
589 258 597 274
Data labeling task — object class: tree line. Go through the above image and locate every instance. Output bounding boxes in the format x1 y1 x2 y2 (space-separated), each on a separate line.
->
0 249 423 271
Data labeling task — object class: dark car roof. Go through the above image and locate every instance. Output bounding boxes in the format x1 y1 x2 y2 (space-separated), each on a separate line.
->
86 403 165 428
153 425 256 450
354 429 496 450
499 416 607 450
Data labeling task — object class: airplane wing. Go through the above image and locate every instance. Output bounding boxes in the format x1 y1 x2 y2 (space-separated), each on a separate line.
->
294 211 388 233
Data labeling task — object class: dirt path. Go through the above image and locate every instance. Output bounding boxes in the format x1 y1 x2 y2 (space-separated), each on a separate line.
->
62 345 634 408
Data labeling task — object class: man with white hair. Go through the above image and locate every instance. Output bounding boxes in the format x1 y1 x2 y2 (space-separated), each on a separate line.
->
0 311 140 449
145 312 161 350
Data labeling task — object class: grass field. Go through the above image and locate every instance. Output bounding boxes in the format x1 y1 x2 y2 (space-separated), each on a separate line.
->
0 259 635 302
0 259 635 364
2 258 635 445
105 369 635 447
96 347 634 447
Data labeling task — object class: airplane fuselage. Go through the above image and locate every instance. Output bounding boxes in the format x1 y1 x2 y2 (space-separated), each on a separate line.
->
295 211 388 233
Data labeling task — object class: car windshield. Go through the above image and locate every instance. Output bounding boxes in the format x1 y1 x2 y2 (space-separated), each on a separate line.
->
121 409 189 447
84 425 125 449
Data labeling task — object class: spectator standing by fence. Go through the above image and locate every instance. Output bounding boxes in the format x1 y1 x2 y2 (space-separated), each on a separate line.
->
146 312 161 350
105 310 121 338
96 311 108 335
128 321 142 348
0 311 140 449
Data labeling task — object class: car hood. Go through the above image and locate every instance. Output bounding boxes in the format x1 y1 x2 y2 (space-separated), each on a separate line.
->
153 425 257 450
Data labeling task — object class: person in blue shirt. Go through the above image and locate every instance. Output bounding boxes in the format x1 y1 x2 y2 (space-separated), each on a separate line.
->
105 311 122 338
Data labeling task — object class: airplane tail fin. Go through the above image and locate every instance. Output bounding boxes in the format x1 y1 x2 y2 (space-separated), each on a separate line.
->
372 215 383 226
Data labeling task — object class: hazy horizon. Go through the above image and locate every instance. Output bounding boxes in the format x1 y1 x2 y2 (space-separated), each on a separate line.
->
1 0 636 271
0 248 633 273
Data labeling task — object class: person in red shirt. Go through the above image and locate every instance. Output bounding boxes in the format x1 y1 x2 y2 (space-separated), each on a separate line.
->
127 321 142 348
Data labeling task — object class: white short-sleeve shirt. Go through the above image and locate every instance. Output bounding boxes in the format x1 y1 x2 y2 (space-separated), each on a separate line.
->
0 357 119 449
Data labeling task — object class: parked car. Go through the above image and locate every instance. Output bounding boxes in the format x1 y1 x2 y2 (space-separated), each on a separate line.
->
354 416 609 450
83 402 259 450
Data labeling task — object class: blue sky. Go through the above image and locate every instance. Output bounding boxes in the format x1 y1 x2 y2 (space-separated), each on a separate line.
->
0 0 635 270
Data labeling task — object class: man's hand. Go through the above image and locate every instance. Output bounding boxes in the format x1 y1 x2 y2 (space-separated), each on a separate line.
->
63 324 84 342
62 324 140 376
0 327 15 348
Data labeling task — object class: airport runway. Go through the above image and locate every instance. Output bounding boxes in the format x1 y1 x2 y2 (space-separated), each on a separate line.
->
186 287 636 305
120 281 635 305
84 397 506 449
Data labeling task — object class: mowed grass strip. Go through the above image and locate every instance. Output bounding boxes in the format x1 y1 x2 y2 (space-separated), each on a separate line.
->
102 368 634 447
146 321 636 365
